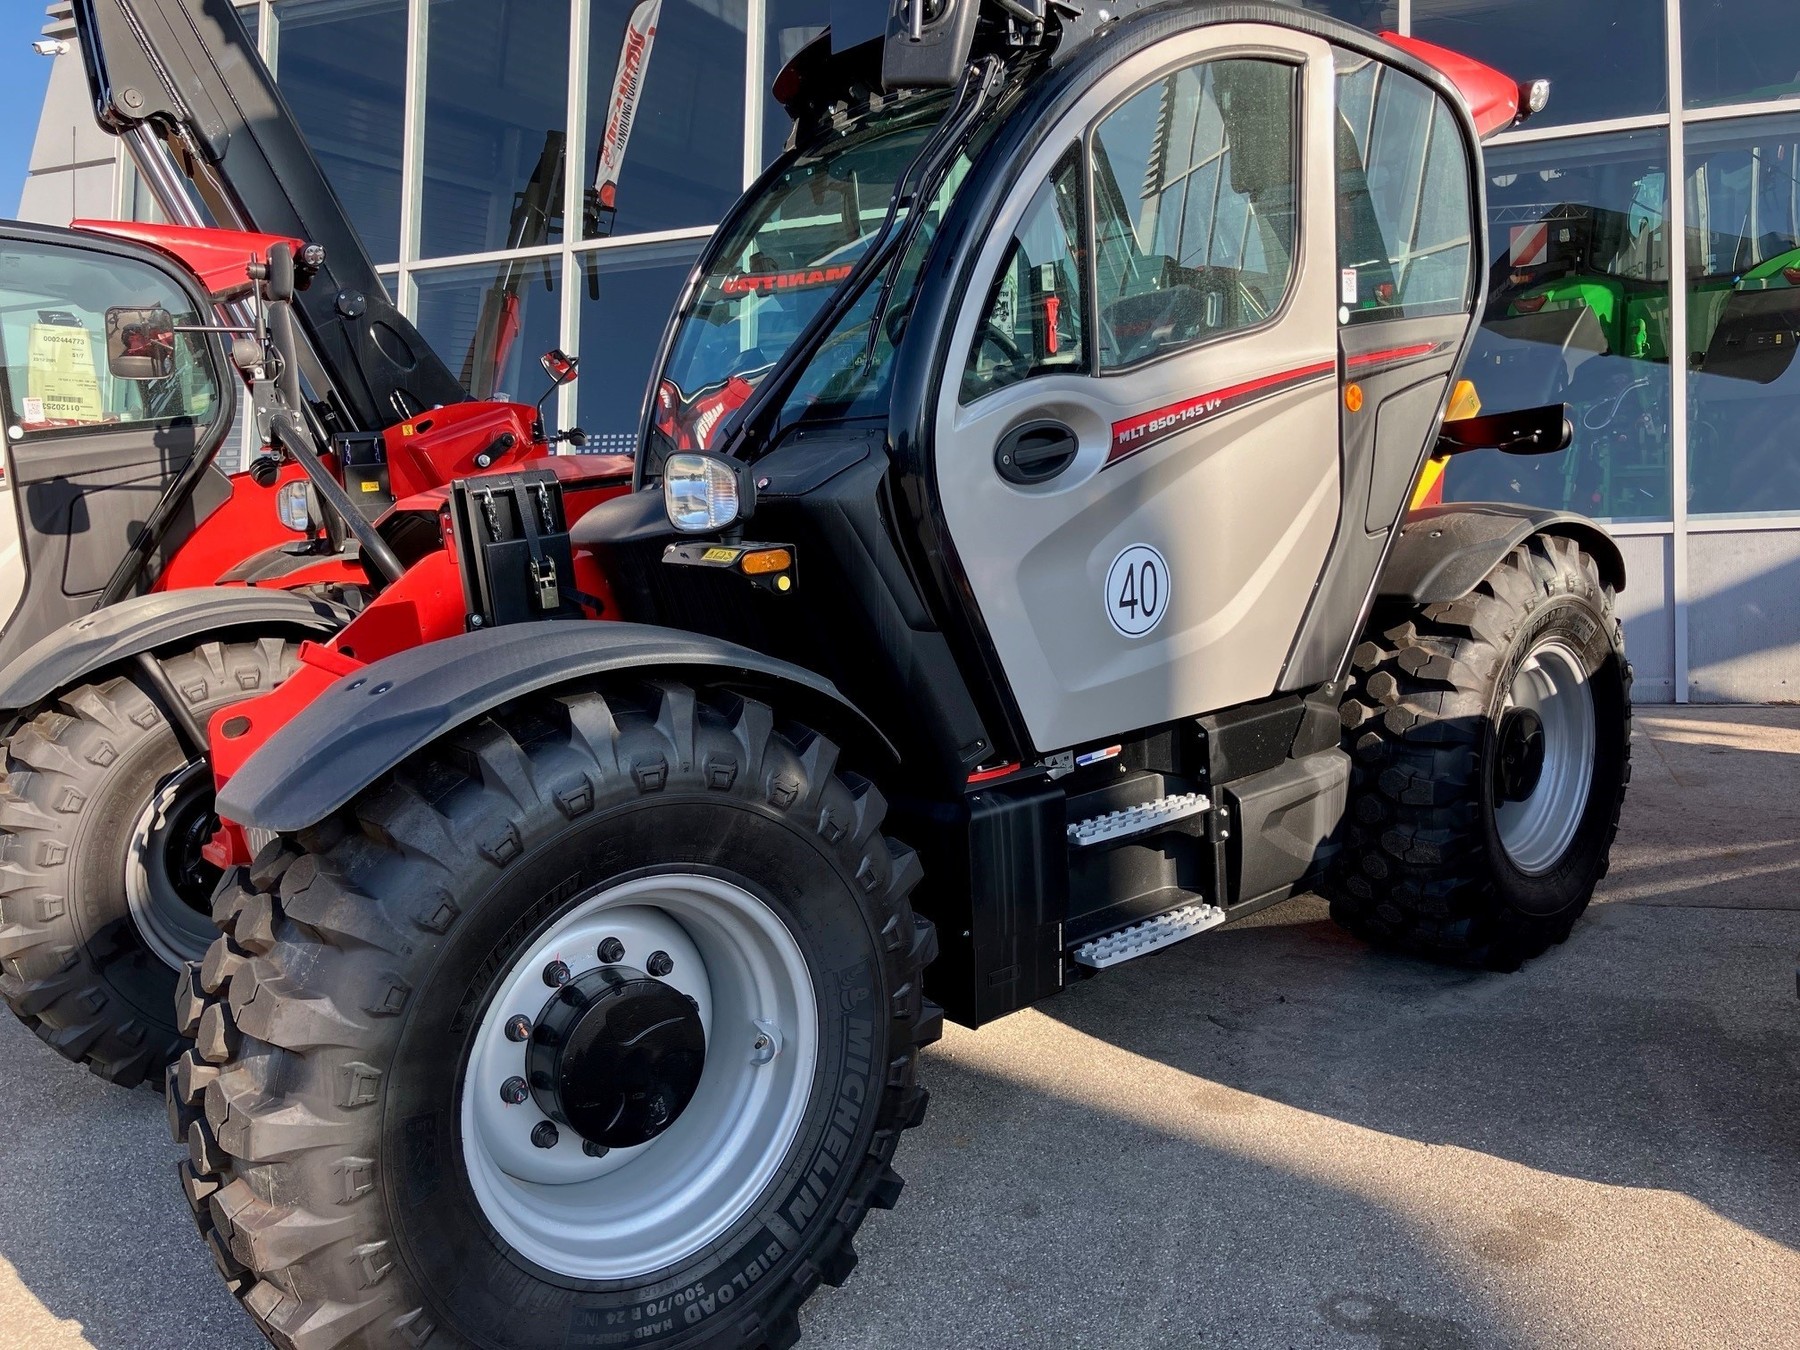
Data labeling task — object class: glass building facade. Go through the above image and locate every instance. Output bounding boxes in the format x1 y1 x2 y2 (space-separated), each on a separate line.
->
20 0 1800 701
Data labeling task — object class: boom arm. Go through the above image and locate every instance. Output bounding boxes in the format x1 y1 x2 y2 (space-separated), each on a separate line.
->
71 0 468 432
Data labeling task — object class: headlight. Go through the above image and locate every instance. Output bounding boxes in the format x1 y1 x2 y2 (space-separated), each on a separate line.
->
663 453 743 533
277 480 312 533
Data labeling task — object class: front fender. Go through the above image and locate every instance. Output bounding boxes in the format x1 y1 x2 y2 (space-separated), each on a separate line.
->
216 621 898 833
0 588 353 716
1378 503 1626 605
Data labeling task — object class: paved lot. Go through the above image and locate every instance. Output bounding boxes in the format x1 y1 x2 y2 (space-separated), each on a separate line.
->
1 707 1796 1350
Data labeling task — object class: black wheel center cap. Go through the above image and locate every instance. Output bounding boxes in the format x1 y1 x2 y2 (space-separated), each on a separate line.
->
526 966 706 1149
1495 707 1547 803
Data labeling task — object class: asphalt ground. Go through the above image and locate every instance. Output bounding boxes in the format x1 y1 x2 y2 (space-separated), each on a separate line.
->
1 706 1795 1350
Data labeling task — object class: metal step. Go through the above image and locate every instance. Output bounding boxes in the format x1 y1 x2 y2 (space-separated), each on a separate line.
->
1066 791 1210 848
1071 902 1228 969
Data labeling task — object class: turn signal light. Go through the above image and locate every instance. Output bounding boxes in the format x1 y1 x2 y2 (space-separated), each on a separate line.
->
740 548 792 576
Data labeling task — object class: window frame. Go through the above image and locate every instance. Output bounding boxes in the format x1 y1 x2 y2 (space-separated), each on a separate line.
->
1332 52 1479 327
959 143 1094 406
0 237 230 445
1084 45 1309 377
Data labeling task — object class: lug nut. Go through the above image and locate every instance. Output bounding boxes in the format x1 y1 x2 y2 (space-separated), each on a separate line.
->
543 960 571 988
597 936 625 964
531 1121 559 1150
499 1076 529 1105
646 950 673 977
505 1015 531 1042
582 1139 609 1159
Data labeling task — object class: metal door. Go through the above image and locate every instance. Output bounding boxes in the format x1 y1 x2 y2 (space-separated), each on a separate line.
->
0 229 231 666
933 24 1342 752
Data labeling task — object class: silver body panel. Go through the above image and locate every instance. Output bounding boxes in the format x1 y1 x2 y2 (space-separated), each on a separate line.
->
933 26 1341 751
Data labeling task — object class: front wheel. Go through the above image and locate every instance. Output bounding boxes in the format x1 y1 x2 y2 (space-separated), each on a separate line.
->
171 681 938 1350
1325 533 1631 969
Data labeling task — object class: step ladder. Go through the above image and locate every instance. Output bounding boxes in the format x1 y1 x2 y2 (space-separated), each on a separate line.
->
1071 902 1229 969
1065 791 1210 848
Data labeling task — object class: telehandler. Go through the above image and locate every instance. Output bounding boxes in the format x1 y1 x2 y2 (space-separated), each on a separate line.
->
155 3 1631 1348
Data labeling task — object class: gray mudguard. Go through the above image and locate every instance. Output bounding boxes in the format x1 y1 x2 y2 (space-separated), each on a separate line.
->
1378 503 1626 605
0 589 352 715
216 620 897 833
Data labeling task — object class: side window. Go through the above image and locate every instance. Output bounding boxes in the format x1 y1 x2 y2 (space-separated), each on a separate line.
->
961 151 1088 403
1091 58 1299 369
0 241 221 437
1334 52 1473 321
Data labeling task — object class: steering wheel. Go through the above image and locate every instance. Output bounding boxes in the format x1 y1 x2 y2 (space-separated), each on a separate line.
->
975 324 1027 381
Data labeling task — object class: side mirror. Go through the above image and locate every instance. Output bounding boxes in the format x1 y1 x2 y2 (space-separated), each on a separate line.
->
104 305 177 380
540 348 579 386
882 0 980 89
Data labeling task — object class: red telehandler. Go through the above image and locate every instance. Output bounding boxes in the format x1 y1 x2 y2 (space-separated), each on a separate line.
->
0 0 632 1086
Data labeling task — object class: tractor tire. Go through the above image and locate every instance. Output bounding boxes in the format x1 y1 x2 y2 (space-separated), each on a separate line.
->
0 638 301 1087
1325 533 1631 970
171 680 938 1350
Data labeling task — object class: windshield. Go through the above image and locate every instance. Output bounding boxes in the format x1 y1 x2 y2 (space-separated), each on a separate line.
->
648 94 951 455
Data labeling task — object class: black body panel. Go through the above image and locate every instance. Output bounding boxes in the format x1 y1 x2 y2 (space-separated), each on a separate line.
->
1379 502 1626 603
217 621 895 832
71 0 467 430
594 435 995 794
898 777 1067 1028
0 587 349 716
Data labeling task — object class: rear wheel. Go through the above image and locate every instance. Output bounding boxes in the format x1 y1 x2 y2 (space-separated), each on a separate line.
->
172 681 937 1350
1325 534 1631 969
0 638 301 1086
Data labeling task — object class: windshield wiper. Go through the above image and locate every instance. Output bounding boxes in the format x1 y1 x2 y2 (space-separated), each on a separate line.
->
704 56 1005 464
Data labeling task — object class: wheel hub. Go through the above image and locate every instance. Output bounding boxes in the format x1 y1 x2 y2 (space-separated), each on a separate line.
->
126 760 225 970
527 966 706 1149
1494 707 1547 803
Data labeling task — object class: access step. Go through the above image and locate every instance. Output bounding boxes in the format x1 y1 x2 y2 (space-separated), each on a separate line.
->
1066 791 1210 848
1071 902 1228 969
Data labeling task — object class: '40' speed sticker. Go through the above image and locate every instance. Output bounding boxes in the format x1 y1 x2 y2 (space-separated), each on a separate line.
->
1105 544 1169 638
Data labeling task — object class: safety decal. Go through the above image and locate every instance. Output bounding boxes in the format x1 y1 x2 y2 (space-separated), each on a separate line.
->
1106 361 1335 468
1105 544 1169 639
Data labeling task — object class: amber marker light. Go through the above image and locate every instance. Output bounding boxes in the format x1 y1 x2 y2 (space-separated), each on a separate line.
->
1344 384 1364 413
741 548 793 575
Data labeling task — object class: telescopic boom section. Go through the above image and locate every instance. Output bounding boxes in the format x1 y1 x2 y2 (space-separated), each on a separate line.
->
70 0 469 431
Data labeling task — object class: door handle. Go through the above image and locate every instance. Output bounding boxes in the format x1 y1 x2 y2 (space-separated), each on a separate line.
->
995 420 1079 485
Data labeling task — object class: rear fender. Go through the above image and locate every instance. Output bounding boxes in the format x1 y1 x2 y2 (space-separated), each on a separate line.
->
0 588 352 718
215 621 896 833
1377 503 1626 605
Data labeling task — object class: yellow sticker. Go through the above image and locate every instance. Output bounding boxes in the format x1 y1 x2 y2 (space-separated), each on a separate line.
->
360 479 380 492
702 547 741 563
26 323 103 424
399 423 415 437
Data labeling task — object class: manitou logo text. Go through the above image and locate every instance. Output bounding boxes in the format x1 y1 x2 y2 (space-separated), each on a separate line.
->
720 265 852 297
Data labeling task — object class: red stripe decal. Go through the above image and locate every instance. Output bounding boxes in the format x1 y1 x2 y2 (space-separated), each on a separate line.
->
1345 341 1446 373
966 761 1021 785
1107 359 1336 467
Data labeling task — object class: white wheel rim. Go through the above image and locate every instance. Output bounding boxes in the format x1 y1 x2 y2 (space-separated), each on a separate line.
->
1494 639 1597 876
460 873 818 1280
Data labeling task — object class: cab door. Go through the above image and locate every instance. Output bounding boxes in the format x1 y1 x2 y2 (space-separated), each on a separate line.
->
0 227 232 667
933 24 1342 752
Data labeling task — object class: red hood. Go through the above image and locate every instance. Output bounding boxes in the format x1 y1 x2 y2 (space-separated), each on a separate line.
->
71 220 309 301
